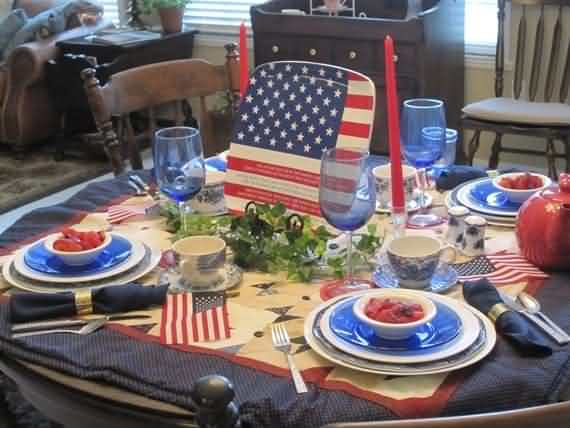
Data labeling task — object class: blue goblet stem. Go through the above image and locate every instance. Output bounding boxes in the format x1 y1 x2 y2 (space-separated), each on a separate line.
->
417 167 428 213
178 201 187 234
345 231 354 284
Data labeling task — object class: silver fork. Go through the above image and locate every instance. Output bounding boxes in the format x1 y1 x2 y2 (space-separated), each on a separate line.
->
271 323 308 394
12 317 108 339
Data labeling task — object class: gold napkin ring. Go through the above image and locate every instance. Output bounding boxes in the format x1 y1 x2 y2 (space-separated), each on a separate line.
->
75 290 93 315
488 303 509 323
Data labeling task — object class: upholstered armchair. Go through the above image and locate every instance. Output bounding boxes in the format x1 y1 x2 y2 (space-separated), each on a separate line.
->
0 0 109 156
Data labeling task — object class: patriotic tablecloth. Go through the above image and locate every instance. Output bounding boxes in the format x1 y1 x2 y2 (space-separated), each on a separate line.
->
0 174 569 428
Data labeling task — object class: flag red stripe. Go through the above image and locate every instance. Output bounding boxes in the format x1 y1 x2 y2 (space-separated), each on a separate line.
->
181 293 189 345
339 121 371 139
211 306 221 341
170 294 178 344
160 298 168 344
348 71 368 81
201 311 210 342
227 156 320 188
191 313 199 342
222 304 231 339
345 94 374 110
224 183 321 216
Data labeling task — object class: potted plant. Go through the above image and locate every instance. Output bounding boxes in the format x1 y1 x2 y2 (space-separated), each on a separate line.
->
142 0 190 33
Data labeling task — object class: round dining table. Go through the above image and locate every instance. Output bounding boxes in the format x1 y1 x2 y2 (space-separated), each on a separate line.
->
0 173 569 428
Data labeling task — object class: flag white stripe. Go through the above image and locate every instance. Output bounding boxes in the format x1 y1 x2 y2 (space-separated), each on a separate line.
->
347 80 375 96
340 107 374 124
165 294 175 344
228 145 321 173
335 134 370 148
226 170 319 200
175 294 184 344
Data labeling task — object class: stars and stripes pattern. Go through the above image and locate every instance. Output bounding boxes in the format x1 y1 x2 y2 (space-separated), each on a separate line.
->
107 201 159 224
225 61 375 217
454 253 549 284
160 292 231 344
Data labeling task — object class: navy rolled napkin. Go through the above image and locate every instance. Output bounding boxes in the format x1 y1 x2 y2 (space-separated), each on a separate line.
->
435 165 487 191
463 279 552 357
10 283 169 323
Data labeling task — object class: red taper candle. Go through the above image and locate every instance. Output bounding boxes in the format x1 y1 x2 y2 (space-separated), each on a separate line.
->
239 22 249 97
384 36 405 213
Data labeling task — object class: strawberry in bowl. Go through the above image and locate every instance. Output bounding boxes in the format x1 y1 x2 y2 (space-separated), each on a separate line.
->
493 172 551 204
44 228 112 266
353 290 437 340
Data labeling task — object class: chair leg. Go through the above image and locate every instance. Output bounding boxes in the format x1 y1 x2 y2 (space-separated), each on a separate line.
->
125 115 143 170
546 138 558 179
565 136 570 174
466 130 481 165
489 133 503 169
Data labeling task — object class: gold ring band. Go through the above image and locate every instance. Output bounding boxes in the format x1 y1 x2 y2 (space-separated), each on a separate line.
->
487 303 509 323
75 290 93 316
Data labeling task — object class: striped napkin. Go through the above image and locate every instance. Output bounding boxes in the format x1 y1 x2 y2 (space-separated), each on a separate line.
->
107 201 159 224
160 292 231 344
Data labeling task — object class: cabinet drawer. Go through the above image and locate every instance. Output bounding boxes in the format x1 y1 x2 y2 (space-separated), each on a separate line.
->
256 37 296 61
333 41 377 71
294 38 332 63
256 37 332 63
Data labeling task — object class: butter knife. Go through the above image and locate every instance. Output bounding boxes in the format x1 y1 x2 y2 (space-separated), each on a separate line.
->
11 314 151 333
500 292 569 345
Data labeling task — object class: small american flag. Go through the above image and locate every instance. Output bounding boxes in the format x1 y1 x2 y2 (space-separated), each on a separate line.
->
225 61 375 217
160 293 231 344
107 202 159 224
454 253 549 284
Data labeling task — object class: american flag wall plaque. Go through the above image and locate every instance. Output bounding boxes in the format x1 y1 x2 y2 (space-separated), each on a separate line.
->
225 61 376 218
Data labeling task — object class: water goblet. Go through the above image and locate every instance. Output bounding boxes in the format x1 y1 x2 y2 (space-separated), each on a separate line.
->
319 147 376 291
153 127 205 234
400 98 446 227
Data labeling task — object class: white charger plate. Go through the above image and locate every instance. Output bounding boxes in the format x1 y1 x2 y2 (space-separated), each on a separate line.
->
444 193 516 228
456 179 518 218
304 290 496 376
319 291 480 364
13 233 146 284
3 244 160 293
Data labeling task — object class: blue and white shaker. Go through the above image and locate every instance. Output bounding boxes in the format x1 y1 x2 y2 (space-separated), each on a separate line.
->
446 206 470 247
461 215 487 256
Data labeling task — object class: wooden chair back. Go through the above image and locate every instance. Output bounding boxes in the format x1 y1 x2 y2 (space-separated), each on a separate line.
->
81 43 240 175
322 400 570 428
496 0 570 103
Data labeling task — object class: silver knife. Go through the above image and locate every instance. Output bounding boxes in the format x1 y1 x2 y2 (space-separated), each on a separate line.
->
11 314 151 333
500 292 569 345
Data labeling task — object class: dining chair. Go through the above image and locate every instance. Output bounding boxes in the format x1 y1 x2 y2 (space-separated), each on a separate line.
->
461 0 570 178
322 399 570 428
81 43 240 176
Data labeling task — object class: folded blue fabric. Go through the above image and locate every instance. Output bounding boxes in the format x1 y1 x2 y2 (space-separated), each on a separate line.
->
463 279 552 357
10 283 169 323
435 165 487 191
205 156 227 172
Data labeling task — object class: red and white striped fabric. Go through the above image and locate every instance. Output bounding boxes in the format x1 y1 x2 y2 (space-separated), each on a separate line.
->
224 61 375 218
454 253 549 284
160 293 231 344
107 201 158 224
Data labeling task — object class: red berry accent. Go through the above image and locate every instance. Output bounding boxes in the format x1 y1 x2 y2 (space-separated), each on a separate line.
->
364 298 425 324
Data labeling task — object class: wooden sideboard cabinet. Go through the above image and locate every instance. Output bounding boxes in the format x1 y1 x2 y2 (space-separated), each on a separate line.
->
251 0 465 160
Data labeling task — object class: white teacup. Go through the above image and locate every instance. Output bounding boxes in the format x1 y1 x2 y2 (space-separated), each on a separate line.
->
372 164 418 209
387 236 455 289
172 236 226 289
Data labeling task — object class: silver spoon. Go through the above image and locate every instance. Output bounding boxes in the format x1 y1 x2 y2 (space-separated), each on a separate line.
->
518 292 570 344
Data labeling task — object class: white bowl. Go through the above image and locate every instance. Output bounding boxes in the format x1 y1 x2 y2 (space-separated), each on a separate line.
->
44 231 112 266
353 289 437 340
492 172 551 204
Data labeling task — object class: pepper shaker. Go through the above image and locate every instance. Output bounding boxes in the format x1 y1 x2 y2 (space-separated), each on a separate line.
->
461 215 487 256
446 206 470 247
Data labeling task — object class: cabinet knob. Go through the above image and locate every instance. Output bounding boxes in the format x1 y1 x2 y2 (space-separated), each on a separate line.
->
272 45 280 54
393 54 399 63
349 50 357 60
309 48 317 56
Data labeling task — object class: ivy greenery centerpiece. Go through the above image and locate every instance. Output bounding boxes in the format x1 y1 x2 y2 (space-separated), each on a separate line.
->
141 0 191 33
163 202 383 282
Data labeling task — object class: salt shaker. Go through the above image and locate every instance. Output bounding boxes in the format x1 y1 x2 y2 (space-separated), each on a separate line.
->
446 206 470 247
461 215 487 256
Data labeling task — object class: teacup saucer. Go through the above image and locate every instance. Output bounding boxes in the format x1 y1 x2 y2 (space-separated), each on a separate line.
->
170 263 242 294
372 263 458 294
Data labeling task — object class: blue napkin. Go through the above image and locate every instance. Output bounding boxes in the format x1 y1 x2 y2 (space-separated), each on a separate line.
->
463 279 552 357
205 156 227 172
10 284 169 323
435 166 487 191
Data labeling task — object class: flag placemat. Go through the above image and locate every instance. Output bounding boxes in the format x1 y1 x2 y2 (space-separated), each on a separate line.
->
107 201 159 224
225 61 375 218
454 253 549 284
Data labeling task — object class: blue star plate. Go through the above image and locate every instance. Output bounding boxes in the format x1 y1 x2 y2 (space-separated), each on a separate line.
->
329 297 461 352
24 235 132 276
469 179 521 212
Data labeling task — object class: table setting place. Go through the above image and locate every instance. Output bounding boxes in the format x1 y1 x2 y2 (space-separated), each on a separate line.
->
0 46 569 427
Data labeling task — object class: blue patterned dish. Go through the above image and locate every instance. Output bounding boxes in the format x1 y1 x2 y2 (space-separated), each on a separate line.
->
329 297 461 352
469 179 521 211
24 235 132 276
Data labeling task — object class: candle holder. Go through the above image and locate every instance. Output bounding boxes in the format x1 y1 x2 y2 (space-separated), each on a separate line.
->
391 206 407 238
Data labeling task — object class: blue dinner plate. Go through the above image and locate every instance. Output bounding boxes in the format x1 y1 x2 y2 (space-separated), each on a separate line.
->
468 179 521 213
329 298 461 352
24 235 132 276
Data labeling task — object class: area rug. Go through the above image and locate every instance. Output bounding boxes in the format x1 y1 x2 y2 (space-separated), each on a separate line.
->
0 146 111 215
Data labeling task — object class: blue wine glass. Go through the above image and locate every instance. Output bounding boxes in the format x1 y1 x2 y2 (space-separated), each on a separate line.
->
401 98 446 227
154 127 205 233
319 147 376 290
